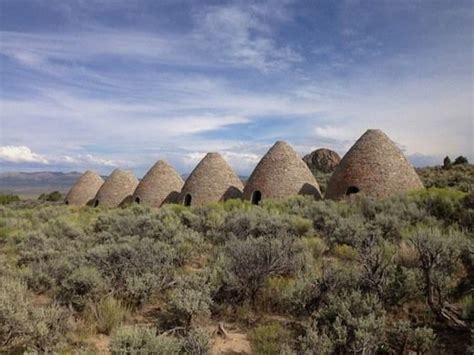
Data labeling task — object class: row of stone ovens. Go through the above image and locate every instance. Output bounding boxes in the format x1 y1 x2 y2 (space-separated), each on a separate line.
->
65 129 424 208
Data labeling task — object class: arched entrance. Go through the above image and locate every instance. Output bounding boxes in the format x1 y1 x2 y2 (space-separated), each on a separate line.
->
251 190 262 205
135 197 140 204
94 200 99 207
183 194 192 206
346 186 360 196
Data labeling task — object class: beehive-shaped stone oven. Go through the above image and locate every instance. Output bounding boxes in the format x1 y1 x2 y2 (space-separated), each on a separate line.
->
65 170 104 206
93 169 139 207
325 129 423 200
243 141 322 204
132 160 184 207
180 152 243 207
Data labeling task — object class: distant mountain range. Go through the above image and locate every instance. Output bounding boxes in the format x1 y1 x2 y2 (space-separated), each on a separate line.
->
0 171 249 198
0 171 86 197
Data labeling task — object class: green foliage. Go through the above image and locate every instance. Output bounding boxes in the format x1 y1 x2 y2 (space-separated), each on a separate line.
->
459 294 474 321
249 323 291 355
38 190 63 202
87 296 130 335
410 326 436 354
417 164 474 192
168 272 213 328
219 235 304 303
1 176 472 353
181 328 211 355
87 236 175 305
110 326 182 355
0 276 71 354
459 191 474 230
57 266 106 311
410 188 465 222
333 243 358 260
313 290 386 354
407 225 468 327
299 328 333 355
391 320 436 354
443 156 452 169
302 236 328 260
453 156 468 165
0 193 20 205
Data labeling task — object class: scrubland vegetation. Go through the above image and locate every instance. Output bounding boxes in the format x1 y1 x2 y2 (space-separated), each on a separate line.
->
0 168 472 354
416 162 473 193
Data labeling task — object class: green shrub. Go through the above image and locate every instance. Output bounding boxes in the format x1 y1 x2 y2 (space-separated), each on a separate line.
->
383 265 423 305
219 235 304 303
411 188 465 222
38 191 63 202
443 156 452 169
299 328 333 355
87 296 130 335
221 208 304 241
459 191 474 230
0 193 20 205
288 215 313 236
302 237 328 260
407 225 466 319
391 320 436 354
249 323 291 355
409 326 436 354
87 237 175 305
168 272 213 328
0 276 71 353
416 164 474 192
333 244 358 261
313 290 386 354
182 328 211 355
273 274 324 316
110 326 182 355
57 266 107 311
453 156 468 165
459 294 474 321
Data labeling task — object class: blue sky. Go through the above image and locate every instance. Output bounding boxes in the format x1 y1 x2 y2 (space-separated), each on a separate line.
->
0 0 472 176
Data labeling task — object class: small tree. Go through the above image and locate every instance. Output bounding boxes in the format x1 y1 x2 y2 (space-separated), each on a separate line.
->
443 156 451 170
220 235 303 304
453 156 468 165
408 226 467 329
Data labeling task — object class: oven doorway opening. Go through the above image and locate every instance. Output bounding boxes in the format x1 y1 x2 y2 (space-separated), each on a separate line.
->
346 186 360 196
183 194 192 206
251 190 262 205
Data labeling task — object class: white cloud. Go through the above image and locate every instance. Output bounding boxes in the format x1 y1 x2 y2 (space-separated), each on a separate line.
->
182 150 261 173
0 146 49 164
0 145 121 169
53 154 119 167
194 3 302 72
314 125 355 141
221 151 261 172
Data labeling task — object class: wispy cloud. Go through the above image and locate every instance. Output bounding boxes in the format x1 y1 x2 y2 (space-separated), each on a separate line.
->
182 150 261 173
193 3 302 72
0 3 301 74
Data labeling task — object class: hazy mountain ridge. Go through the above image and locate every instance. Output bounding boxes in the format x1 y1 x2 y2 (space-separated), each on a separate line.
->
0 171 86 197
0 171 249 197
